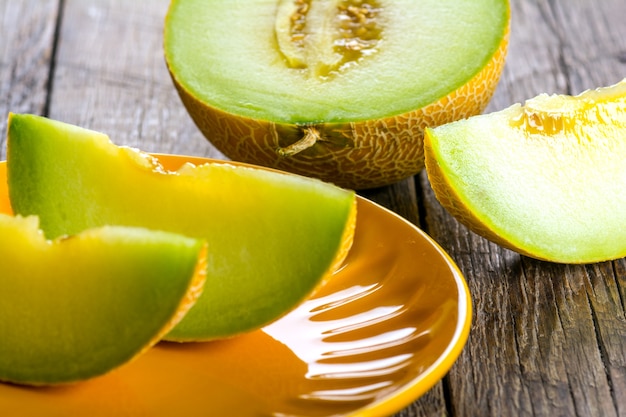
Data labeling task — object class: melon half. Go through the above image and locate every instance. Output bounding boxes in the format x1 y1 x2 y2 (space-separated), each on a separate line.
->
164 0 510 189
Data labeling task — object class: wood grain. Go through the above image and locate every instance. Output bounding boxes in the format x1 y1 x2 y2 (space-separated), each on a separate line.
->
48 0 224 158
0 0 59 159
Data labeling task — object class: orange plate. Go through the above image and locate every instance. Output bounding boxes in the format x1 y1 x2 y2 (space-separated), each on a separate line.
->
0 155 471 417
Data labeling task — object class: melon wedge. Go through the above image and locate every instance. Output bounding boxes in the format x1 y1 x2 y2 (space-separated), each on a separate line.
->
7 113 356 341
0 214 206 386
424 79 626 264
164 0 510 189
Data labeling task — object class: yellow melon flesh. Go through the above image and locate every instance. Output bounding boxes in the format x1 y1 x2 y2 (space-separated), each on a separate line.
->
164 0 510 189
0 214 206 386
424 79 626 263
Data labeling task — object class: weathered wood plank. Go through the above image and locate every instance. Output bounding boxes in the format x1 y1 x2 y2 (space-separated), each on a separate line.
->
0 0 59 159
48 0 224 158
420 0 626 416
540 0 626 93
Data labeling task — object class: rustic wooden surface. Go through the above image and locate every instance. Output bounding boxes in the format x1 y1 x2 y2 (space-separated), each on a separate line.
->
1 0 625 416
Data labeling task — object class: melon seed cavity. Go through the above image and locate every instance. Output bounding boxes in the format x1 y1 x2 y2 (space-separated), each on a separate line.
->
510 95 605 135
275 0 383 78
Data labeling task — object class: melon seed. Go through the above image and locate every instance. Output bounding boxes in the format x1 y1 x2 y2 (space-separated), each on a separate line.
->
275 0 383 77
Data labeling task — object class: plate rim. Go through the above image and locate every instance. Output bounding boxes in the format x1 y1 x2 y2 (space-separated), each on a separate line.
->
347 197 472 417
0 156 471 417
153 154 473 416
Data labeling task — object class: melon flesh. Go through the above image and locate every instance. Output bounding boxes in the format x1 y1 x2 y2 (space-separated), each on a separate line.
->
7 113 356 341
0 214 205 385
424 79 626 263
164 0 508 124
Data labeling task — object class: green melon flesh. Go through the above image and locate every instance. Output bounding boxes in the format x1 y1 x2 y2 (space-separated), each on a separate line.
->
7 113 356 341
0 214 204 386
164 0 509 124
424 79 626 263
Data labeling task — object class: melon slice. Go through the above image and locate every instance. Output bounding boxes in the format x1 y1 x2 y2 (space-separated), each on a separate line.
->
424 79 626 264
0 214 206 386
163 0 510 189
7 113 356 341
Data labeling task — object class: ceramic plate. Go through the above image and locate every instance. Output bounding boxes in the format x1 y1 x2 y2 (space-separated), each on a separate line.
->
0 155 471 417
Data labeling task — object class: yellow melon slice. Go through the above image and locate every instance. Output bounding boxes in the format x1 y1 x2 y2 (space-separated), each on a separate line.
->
0 214 206 386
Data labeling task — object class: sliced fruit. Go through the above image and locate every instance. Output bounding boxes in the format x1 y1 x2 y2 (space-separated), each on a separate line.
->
424 79 626 264
0 214 206 386
163 0 510 189
7 113 357 341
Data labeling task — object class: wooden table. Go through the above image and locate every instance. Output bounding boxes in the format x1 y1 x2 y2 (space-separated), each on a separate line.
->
1 1 625 416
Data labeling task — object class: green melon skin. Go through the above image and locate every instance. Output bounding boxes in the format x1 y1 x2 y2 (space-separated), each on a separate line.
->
7 113 356 341
0 214 204 386
424 80 626 263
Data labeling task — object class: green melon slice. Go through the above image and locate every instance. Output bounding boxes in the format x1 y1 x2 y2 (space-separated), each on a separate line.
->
7 113 356 341
424 79 626 263
0 214 205 386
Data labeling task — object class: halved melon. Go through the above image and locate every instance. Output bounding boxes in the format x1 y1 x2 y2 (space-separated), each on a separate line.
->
424 79 626 264
7 113 356 341
0 214 206 386
163 0 510 189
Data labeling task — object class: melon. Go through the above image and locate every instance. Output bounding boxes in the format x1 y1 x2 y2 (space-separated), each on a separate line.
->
424 79 626 263
7 113 356 341
0 214 206 386
164 0 510 189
